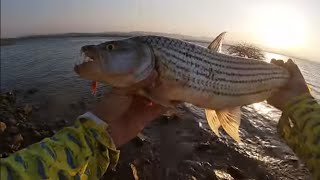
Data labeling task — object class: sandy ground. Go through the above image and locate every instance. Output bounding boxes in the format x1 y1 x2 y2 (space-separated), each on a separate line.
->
0 90 311 180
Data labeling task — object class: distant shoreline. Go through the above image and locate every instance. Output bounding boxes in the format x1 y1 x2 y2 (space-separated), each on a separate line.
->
0 32 212 47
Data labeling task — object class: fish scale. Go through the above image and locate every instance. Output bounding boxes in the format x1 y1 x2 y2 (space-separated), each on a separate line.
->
135 36 289 98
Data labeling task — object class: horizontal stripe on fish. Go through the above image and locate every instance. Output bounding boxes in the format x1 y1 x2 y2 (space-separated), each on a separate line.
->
183 81 274 96
153 43 269 68
160 57 288 83
156 47 287 81
139 36 279 66
158 49 281 96
152 45 285 76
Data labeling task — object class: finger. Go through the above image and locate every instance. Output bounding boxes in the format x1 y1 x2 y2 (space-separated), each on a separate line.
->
277 60 285 66
285 59 301 76
272 59 284 67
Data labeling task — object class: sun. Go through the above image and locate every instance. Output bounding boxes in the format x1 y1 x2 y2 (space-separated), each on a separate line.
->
253 4 307 49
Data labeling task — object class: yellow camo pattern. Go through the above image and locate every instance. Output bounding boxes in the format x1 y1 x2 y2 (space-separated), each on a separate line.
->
278 93 320 179
0 118 119 180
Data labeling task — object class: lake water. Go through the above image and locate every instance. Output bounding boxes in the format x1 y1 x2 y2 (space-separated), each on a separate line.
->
1 37 320 124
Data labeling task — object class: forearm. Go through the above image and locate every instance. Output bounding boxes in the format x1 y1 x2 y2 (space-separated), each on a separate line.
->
0 113 119 179
278 93 320 179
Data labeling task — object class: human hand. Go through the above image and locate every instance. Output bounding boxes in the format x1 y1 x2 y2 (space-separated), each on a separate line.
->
91 70 166 147
267 59 310 111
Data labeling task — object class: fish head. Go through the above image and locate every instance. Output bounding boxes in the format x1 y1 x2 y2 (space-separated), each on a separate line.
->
74 38 154 87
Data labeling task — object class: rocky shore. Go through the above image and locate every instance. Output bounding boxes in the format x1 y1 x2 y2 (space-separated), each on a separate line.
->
0 90 311 179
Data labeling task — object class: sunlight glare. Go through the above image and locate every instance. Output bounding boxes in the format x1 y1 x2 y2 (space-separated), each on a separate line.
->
253 5 307 49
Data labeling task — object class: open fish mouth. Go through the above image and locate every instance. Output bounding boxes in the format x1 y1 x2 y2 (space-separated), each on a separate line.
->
74 46 101 95
74 54 93 74
78 52 94 63
74 46 98 74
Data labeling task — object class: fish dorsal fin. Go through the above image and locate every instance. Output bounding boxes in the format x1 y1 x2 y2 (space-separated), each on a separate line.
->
205 107 242 143
207 32 227 52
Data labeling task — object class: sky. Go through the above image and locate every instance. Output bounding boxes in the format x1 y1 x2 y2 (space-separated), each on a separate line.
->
1 0 320 61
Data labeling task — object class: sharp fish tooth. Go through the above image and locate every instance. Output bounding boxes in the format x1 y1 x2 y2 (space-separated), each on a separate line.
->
81 55 86 63
85 56 91 63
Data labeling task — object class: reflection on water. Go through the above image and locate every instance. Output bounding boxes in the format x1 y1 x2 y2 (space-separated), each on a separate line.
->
264 52 289 62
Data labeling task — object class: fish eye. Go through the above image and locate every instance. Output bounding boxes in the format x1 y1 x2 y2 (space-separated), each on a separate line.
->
106 44 115 51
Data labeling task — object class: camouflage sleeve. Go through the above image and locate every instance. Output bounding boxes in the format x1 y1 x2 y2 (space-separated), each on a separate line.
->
278 93 320 179
0 113 120 179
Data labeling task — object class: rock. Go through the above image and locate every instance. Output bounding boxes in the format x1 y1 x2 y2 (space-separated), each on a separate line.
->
69 103 77 109
57 118 68 126
18 113 26 120
4 136 12 142
10 143 21 151
7 118 17 125
33 130 42 137
12 89 22 94
196 141 211 151
143 158 151 164
5 91 16 103
40 130 51 137
7 126 19 134
0 121 7 133
49 129 57 134
34 105 40 111
21 122 33 129
26 88 39 95
226 166 246 180
0 152 9 158
133 133 148 146
182 160 203 168
159 117 170 124
132 159 141 166
12 134 23 145
24 104 33 114
78 100 86 109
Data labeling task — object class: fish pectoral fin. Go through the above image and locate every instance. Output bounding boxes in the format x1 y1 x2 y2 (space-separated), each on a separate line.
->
205 107 242 143
208 32 227 52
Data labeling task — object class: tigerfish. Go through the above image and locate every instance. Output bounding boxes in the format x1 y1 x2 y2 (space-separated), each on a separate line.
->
74 32 290 142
